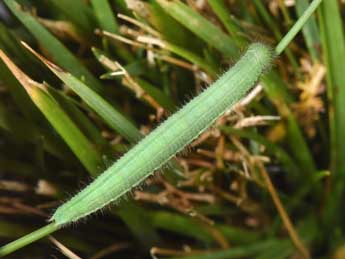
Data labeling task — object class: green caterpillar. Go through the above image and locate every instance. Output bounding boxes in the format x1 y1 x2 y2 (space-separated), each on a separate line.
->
52 43 273 226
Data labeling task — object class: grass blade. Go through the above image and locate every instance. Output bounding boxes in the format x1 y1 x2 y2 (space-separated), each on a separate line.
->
149 210 260 245
0 102 71 159
252 0 298 70
4 0 103 93
48 88 112 157
319 0 345 237
49 0 96 36
91 0 119 33
275 0 322 56
22 42 142 143
0 49 103 175
156 0 238 58
0 222 59 257
166 240 280 259
295 0 320 62
147 0 205 52
207 0 246 47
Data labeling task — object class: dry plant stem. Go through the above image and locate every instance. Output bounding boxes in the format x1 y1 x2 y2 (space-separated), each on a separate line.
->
117 13 161 37
150 247 203 258
89 242 131 259
49 237 82 259
257 162 310 259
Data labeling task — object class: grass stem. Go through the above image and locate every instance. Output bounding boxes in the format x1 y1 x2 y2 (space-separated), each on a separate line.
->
275 0 323 55
0 222 59 257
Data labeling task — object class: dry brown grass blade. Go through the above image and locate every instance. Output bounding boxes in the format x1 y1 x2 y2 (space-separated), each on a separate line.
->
257 162 310 259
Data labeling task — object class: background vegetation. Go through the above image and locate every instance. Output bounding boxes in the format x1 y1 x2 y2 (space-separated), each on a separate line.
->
0 0 344 258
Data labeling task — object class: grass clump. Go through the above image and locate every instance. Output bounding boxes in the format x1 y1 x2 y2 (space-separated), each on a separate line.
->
0 0 344 258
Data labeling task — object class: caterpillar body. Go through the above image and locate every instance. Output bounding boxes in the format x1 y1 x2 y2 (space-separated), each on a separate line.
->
52 43 273 225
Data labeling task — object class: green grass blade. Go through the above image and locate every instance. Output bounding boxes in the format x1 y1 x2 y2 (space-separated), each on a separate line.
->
23 42 142 143
164 40 218 76
295 0 320 62
166 240 279 259
148 0 204 52
47 88 112 157
156 0 238 58
275 0 322 56
0 49 103 175
4 0 104 93
136 78 176 111
0 102 70 159
207 0 246 47
0 222 59 257
261 74 317 180
91 0 119 33
116 203 160 248
319 0 345 236
149 210 260 245
0 57 41 122
49 0 96 36
252 0 298 70
0 220 94 254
